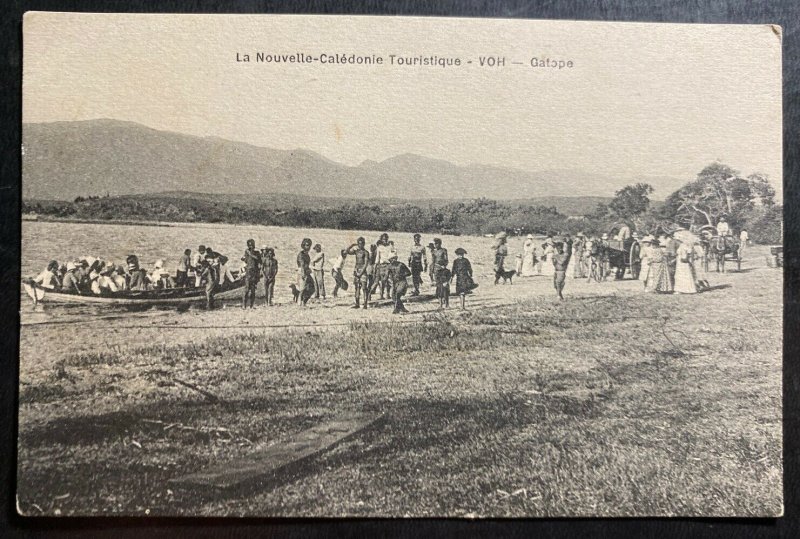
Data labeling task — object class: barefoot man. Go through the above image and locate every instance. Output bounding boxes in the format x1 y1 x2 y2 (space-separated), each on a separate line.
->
552 241 572 300
347 237 370 310
408 233 427 296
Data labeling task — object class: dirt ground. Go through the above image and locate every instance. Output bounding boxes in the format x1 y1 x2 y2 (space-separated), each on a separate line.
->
16 245 782 517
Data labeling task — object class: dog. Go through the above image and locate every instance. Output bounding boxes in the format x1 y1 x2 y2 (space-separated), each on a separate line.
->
494 269 516 285
289 276 315 305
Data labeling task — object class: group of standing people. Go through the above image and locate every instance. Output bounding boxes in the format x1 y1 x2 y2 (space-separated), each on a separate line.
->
491 224 719 300
504 232 623 283
293 233 477 313
639 230 709 295
33 221 735 312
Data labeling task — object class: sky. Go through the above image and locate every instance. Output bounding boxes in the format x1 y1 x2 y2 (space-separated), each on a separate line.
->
22 13 783 196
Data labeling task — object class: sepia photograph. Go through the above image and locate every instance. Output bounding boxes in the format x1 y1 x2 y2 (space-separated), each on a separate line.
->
17 13 783 517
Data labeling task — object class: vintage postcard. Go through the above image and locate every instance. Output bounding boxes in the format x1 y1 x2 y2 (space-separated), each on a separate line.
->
19 13 782 517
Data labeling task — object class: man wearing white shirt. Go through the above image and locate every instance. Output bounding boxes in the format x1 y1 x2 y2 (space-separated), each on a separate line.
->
331 249 348 298
739 229 749 258
716 217 730 237
191 245 206 286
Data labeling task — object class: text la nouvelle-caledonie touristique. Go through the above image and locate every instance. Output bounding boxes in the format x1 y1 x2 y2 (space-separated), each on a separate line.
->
235 51 575 69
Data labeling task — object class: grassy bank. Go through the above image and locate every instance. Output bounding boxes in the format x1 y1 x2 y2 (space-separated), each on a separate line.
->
16 283 782 517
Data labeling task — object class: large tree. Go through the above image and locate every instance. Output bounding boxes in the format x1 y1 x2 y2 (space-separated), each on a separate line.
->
662 162 775 229
609 183 654 219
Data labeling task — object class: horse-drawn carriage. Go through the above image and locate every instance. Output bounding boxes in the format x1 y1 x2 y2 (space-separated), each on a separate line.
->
697 225 741 273
604 223 642 280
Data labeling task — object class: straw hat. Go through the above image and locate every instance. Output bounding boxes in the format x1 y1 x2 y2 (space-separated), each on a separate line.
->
526 234 534 239
495 231 508 240
66 261 76 271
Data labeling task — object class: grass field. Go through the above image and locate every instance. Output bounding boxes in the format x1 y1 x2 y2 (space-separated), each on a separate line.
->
16 245 782 517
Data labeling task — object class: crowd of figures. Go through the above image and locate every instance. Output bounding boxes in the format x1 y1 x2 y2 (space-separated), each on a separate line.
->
29 233 479 312
246 233 478 312
30 217 749 311
29 245 250 303
491 220 744 298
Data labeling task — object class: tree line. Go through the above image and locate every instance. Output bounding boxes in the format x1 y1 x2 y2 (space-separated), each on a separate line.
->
23 162 782 243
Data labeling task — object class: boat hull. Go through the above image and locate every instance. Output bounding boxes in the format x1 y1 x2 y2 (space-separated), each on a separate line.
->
22 281 246 306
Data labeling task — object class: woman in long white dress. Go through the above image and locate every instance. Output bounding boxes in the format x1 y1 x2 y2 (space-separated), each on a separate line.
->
521 235 537 276
673 241 698 294
567 236 584 278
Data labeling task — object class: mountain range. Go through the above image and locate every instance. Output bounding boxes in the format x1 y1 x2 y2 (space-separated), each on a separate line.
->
22 119 682 202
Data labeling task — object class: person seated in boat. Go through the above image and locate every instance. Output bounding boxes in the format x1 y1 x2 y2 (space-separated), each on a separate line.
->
88 259 106 285
150 259 176 289
111 264 128 291
60 261 82 294
89 270 102 294
127 254 150 291
56 263 68 285
91 264 120 294
75 259 92 294
33 260 61 289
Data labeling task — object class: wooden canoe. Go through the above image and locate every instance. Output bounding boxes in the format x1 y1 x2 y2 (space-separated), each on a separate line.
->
22 278 246 306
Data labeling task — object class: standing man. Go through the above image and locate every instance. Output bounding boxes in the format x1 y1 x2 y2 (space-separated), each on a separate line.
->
664 232 679 284
492 232 508 285
552 241 572 300
431 238 450 309
739 228 749 259
408 233 427 296
330 249 348 298
242 239 261 309
370 233 392 300
387 254 412 314
311 243 326 300
598 233 610 281
427 242 437 286
296 238 313 306
192 245 206 287
199 258 219 309
176 248 191 287
347 237 370 309
585 236 600 283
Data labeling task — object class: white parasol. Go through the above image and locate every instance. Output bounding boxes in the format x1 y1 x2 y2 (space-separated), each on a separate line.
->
673 229 699 245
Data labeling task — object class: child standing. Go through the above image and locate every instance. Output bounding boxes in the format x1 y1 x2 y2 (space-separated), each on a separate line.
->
311 243 326 300
260 247 278 306
450 248 476 310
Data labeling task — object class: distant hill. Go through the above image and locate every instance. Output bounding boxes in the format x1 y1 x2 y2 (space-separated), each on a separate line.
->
22 119 683 201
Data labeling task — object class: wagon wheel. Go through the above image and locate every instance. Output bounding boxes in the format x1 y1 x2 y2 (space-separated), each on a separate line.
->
629 240 641 280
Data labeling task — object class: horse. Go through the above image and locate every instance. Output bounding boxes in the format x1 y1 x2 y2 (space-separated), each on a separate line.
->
707 235 740 273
